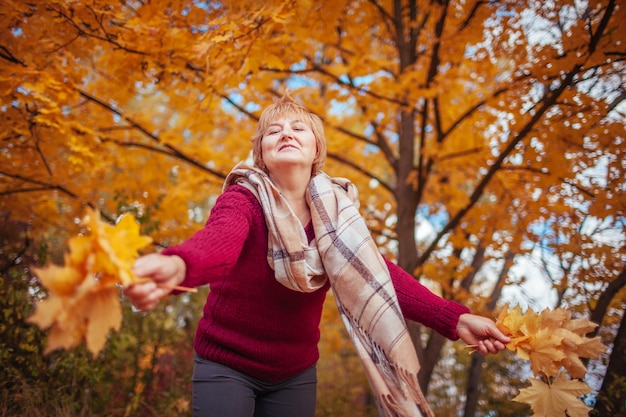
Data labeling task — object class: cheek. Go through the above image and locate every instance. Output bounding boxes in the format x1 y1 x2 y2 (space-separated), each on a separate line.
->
311 137 319 157
260 137 271 154
260 137 277 162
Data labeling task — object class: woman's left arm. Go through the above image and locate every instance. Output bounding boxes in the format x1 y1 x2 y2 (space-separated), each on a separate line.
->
385 258 509 354
456 313 510 355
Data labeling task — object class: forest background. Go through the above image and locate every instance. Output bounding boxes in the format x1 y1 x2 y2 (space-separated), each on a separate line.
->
1 0 624 416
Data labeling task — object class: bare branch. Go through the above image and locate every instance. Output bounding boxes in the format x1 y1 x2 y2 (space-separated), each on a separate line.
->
0 44 26 66
77 89 226 180
47 4 148 55
327 150 393 194
99 137 227 180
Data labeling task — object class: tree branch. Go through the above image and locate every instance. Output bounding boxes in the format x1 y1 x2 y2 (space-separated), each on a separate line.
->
78 89 226 180
47 4 148 55
0 44 26 66
418 65 585 265
589 267 626 335
261 59 409 107
327 150 393 194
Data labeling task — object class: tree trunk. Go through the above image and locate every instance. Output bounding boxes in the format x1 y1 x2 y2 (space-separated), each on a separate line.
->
589 268 626 336
463 353 485 417
418 331 447 393
395 110 419 274
463 251 514 417
591 309 626 417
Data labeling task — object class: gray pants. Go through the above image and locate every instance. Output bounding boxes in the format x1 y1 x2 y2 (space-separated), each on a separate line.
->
192 355 317 417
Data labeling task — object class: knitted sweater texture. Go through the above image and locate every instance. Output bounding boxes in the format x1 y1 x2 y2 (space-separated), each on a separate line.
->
163 185 470 382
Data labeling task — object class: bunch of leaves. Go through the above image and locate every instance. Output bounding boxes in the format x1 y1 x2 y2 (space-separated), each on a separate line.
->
27 207 153 355
496 304 607 417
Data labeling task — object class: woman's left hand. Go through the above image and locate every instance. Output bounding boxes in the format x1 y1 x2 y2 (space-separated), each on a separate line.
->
456 313 510 355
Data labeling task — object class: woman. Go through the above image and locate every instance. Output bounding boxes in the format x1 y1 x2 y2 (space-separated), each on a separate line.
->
125 94 510 417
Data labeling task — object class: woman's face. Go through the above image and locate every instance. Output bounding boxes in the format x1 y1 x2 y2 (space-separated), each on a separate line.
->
260 114 317 175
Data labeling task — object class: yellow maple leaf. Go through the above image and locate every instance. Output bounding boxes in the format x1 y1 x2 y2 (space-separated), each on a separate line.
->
519 308 541 337
554 327 606 379
82 207 153 286
496 304 532 338
565 318 600 336
27 295 64 331
496 304 536 359
513 373 592 417
528 328 565 377
29 270 100 354
496 304 606 378
539 306 570 329
497 304 607 415
82 285 123 354
30 262 85 297
28 207 152 355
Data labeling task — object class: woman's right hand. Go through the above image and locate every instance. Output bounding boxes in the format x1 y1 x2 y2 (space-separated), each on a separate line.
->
124 253 186 311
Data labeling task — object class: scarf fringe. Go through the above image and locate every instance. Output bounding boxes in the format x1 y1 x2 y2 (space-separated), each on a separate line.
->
378 393 404 417
398 367 435 417
342 304 434 417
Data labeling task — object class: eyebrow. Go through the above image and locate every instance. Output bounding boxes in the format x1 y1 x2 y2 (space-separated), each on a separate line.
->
267 119 305 128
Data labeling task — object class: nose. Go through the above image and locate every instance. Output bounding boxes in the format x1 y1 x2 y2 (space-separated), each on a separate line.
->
280 126 294 140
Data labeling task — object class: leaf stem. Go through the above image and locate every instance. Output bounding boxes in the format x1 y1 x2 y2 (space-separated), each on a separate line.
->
162 284 198 293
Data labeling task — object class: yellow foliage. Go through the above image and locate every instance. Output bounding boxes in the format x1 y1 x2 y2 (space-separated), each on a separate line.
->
28 207 152 355
513 373 592 417
496 304 607 415
496 304 606 378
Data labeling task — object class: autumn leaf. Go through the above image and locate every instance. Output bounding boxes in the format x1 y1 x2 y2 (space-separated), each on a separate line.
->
496 304 608 417
30 262 85 298
30 270 100 354
528 328 565 377
556 327 607 379
82 208 153 287
28 207 152 355
83 285 123 355
495 304 606 378
513 373 592 417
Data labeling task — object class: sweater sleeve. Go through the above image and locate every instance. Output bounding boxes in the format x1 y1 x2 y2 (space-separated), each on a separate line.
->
385 258 470 340
162 185 258 289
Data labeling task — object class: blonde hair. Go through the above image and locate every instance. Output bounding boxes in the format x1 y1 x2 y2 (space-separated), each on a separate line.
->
251 93 327 175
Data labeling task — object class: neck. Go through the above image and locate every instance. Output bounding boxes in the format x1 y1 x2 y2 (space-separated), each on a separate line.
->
269 166 312 226
268 166 311 200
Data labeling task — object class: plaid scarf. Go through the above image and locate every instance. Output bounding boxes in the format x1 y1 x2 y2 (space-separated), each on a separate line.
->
224 163 433 417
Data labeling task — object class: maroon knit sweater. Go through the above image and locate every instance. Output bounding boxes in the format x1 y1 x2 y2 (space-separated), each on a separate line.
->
163 185 470 382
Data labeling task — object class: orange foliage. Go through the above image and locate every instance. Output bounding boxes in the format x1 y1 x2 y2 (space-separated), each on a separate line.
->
496 304 607 415
28 207 152 355
513 373 592 417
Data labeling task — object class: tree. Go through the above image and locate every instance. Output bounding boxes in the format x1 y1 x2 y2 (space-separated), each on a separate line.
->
591 302 626 416
1 1 624 415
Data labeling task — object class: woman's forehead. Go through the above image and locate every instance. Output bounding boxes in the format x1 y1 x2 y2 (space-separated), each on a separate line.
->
265 111 310 125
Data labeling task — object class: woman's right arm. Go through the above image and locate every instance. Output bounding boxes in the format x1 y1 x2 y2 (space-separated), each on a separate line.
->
124 253 186 311
124 186 257 310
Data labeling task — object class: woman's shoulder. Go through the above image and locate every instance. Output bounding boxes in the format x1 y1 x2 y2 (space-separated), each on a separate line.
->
221 183 258 202
215 184 262 215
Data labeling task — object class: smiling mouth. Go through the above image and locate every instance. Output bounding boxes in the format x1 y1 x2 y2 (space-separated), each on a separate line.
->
279 145 297 151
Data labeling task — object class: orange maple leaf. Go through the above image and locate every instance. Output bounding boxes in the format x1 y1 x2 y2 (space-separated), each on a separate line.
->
513 373 592 417
82 208 153 286
28 207 152 355
496 304 606 378
496 304 607 416
528 328 565 377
